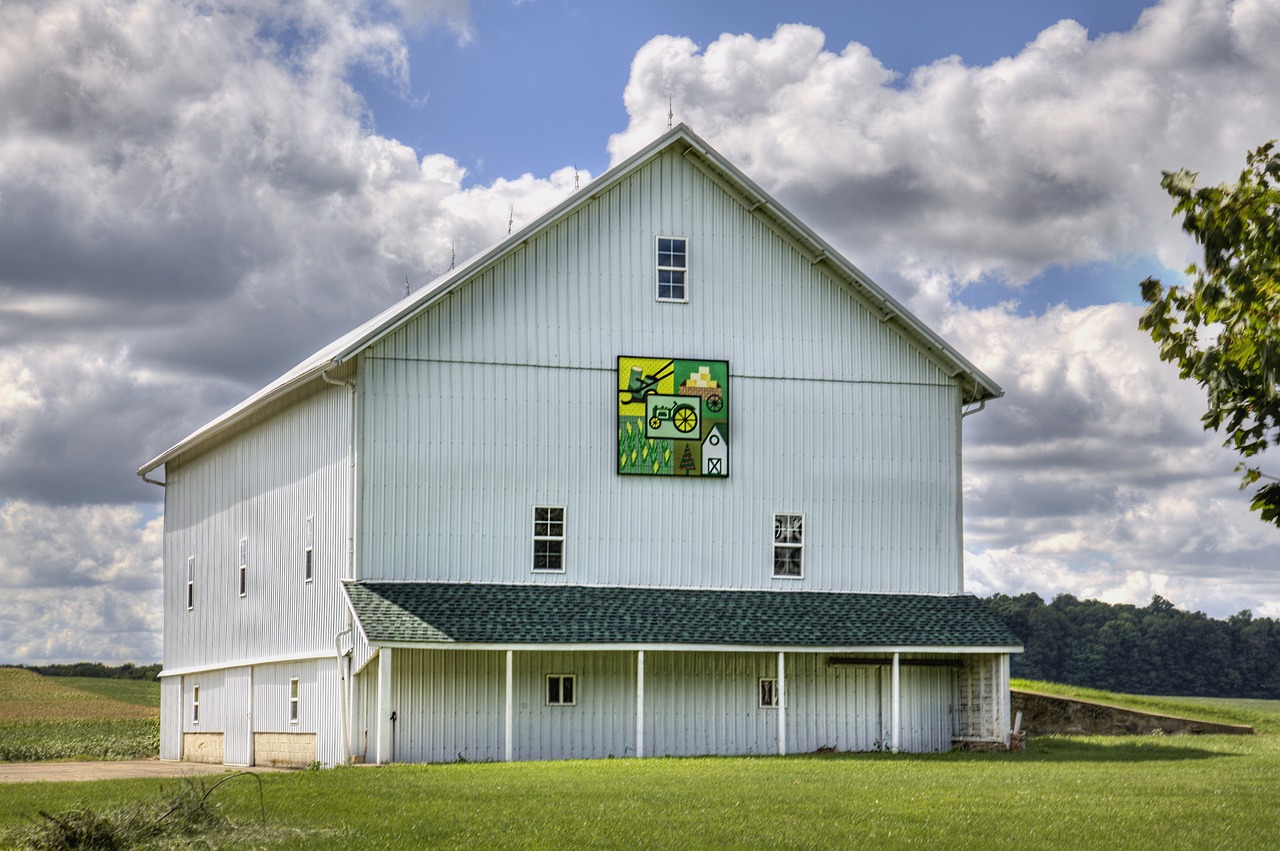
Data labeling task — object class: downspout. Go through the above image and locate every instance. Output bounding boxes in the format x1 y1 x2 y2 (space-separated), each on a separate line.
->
334 627 353 764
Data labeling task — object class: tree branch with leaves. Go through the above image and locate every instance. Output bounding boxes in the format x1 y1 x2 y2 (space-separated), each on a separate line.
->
1139 141 1280 526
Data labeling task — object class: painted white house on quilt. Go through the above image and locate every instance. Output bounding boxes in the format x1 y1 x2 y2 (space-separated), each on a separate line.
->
139 125 1021 767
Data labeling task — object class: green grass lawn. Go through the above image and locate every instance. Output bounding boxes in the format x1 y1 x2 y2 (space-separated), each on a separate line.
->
4 676 1280 847
2 735 1279 849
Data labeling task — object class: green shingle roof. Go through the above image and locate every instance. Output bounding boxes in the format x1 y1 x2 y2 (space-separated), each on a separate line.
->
344 582 1022 649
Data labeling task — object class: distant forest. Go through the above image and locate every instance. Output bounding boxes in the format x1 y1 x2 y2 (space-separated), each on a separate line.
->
987 593 1280 698
23 662 162 681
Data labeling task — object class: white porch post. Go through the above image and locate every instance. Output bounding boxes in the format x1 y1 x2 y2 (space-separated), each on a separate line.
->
376 647 393 764
890 651 901 753
999 653 1011 748
505 650 514 762
777 651 787 756
636 650 645 758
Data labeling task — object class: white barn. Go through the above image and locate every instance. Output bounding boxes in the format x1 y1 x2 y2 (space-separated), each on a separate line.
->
139 125 1020 767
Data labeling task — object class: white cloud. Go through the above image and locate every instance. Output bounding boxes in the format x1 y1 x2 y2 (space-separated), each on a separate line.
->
609 0 1280 288
0 501 162 664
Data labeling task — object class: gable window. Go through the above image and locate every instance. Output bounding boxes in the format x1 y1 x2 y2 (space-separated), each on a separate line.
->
773 513 803 578
186 556 195 611
238 537 248 598
289 678 300 724
759 678 779 709
656 237 687 302
304 516 314 583
532 506 565 572
192 685 200 724
546 674 576 706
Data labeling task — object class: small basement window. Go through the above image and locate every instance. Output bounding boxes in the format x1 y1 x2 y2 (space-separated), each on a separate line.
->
289 678 300 724
759 678 779 709
192 684 200 724
773 513 803 578
533 506 565 572
546 674 576 706
186 556 195 611
656 237 687 302
238 537 248 598
304 516 314 583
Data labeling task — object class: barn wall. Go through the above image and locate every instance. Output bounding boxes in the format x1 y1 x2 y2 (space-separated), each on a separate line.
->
162 385 351 671
160 677 183 760
360 147 961 594
358 648 964 764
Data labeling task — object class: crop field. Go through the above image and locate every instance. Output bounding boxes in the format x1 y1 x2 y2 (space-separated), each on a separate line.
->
0 668 159 762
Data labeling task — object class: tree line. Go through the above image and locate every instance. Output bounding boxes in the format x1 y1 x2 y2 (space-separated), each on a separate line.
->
987 593 1280 698
23 662 162 681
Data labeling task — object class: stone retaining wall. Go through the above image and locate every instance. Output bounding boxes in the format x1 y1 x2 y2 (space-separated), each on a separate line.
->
1012 690 1253 736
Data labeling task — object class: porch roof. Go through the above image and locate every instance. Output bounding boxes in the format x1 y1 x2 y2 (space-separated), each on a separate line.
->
343 582 1022 650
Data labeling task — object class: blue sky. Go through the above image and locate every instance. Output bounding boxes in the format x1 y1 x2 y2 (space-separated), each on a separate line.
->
2 0 1279 663
367 1 1152 183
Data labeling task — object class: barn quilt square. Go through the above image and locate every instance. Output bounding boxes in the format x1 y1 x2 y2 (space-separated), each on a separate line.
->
617 356 729 477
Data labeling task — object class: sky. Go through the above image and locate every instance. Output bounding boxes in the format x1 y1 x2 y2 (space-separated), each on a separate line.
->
2 0 1279 664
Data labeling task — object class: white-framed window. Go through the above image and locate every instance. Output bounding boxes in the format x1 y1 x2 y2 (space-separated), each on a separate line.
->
532 506 565 573
759 677 779 709
289 677 300 724
192 684 201 724
546 674 576 706
238 537 248 598
656 236 687 302
186 556 195 611
304 515 314 583
773 513 804 578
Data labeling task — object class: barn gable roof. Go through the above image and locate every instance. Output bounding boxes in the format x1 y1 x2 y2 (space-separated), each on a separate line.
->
343 581 1023 650
139 124 1001 476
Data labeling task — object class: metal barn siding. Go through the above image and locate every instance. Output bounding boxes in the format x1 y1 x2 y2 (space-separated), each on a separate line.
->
511 650 635 761
182 670 223 733
896 665 956 752
162 384 351 671
360 357 957 593
644 652 775 757
160 677 183 760
223 666 253 765
389 649 506 764
249 659 345 765
783 656 883 754
359 147 962 594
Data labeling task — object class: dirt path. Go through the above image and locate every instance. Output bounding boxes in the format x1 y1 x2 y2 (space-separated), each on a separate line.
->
0 760 288 784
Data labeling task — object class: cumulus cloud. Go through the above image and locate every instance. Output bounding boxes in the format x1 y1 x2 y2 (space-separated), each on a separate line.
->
0 0 581 508
604 0 1280 617
950 301 1280 614
0 501 162 663
609 0 1280 289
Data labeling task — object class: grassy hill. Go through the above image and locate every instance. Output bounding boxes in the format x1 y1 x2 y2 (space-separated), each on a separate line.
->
1012 678 1280 734
0 667 159 761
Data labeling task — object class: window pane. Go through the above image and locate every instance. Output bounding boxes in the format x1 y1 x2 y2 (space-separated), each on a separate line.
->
774 547 802 576
548 676 561 704
775 514 803 544
562 676 574 705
